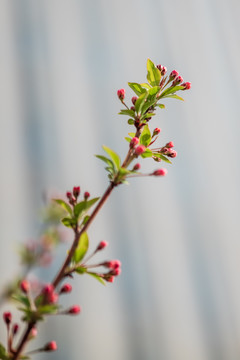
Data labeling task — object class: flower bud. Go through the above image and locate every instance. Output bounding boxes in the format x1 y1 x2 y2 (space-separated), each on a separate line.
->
13 324 19 335
31 327 38 338
73 186 80 198
105 276 115 283
84 191 90 200
66 191 72 199
133 163 141 171
20 280 30 294
130 137 139 148
135 145 146 155
111 268 122 276
117 89 125 101
3 312 12 325
172 75 183 86
152 168 168 176
60 283 72 294
169 70 179 80
166 141 174 148
44 341 57 351
181 82 191 90
157 64 167 75
42 284 54 295
68 305 81 315
168 149 177 158
131 96 138 105
153 128 161 136
97 241 108 251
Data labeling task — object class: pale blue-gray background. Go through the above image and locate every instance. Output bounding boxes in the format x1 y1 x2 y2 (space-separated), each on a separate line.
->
0 1 240 360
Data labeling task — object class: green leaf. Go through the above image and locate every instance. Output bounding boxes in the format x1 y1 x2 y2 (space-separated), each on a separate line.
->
141 98 157 115
157 104 165 109
153 153 172 164
141 149 153 158
12 294 31 308
95 154 114 168
102 145 121 170
53 199 72 216
73 232 89 263
135 92 148 114
128 132 135 138
164 94 184 101
128 82 146 96
82 215 90 225
147 59 161 86
61 217 77 228
87 272 106 285
74 197 99 219
119 109 135 117
128 119 134 125
159 85 184 98
148 86 160 98
125 137 131 143
75 267 87 274
37 304 59 315
0 343 8 360
140 125 151 146
140 83 151 89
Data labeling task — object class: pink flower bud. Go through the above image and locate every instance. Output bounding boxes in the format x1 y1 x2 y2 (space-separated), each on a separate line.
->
44 341 57 351
168 149 177 158
66 191 72 199
172 75 183 86
130 137 139 148
48 292 59 304
60 283 72 294
152 168 168 176
20 280 30 293
31 327 38 338
106 276 115 283
13 323 19 335
68 305 81 314
84 191 90 200
3 312 12 325
42 284 54 295
182 82 191 90
73 186 80 198
133 163 141 171
135 145 146 155
153 128 161 136
169 70 179 80
117 88 125 101
157 64 167 75
111 268 122 276
166 141 174 148
131 96 138 105
97 241 108 251
102 260 121 269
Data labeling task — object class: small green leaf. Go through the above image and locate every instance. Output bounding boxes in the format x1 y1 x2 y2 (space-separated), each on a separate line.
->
12 294 31 308
141 149 153 158
135 92 148 114
128 119 134 125
82 215 90 225
128 82 146 96
53 199 72 216
125 137 131 143
148 86 160 97
165 94 184 101
73 232 89 263
102 145 121 170
140 125 151 146
147 59 161 87
141 98 156 115
128 132 135 138
75 267 87 274
95 155 114 168
61 217 76 228
140 83 151 89
159 85 184 98
87 272 106 285
0 343 8 360
74 197 99 219
157 104 165 109
119 109 135 117
37 304 59 315
153 153 172 164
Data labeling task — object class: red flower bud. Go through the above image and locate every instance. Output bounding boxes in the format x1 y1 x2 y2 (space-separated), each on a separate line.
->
131 96 138 105
182 82 191 90
60 283 72 294
111 268 122 276
153 128 161 136
66 191 72 199
130 137 139 148
169 70 179 80
172 75 183 86
84 191 90 200
73 186 80 198
106 276 115 283
117 88 125 101
44 341 57 351
20 280 30 294
166 141 174 148
97 241 108 251
152 168 168 176
31 327 38 337
3 312 12 325
68 305 81 314
168 149 177 158
135 145 146 155
13 324 19 335
42 284 54 295
157 64 167 75
133 163 141 171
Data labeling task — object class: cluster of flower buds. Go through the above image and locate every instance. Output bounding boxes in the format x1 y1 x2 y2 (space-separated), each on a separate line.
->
152 141 177 159
42 284 59 304
100 259 122 283
66 186 90 206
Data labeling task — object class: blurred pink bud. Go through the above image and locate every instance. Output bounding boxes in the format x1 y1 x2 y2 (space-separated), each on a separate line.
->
182 82 191 90
152 169 168 176
131 96 138 105
111 268 122 276
168 149 177 158
172 75 183 86
3 312 12 325
31 327 38 337
153 128 161 136
66 191 72 199
166 141 174 148
157 64 167 75
73 186 80 198
130 137 139 148
42 284 54 295
97 241 108 251
169 70 179 80
106 276 115 283
44 341 57 351
60 283 72 294
13 324 19 335
20 280 30 294
68 305 81 314
84 191 90 200
135 145 146 155
117 88 125 100
133 163 141 171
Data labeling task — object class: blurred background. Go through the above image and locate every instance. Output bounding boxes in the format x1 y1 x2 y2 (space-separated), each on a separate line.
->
0 1 240 359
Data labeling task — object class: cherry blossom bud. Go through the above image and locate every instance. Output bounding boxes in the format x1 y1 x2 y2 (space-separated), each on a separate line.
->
169 70 179 80
44 341 57 351
152 168 168 176
66 191 72 200
42 284 54 295
84 191 90 200
20 280 30 294
47 292 59 304
133 163 141 171
130 137 139 148
172 75 183 86
182 82 191 90
73 186 80 198
168 149 177 158
68 305 81 314
117 89 125 101
3 312 12 325
157 64 167 75
111 268 122 276
31 327 38 338
13 324 19 335
106 276 115 283
60 283 72 294
131 96 138 105
97 241 108 251
153 128 161 136
135 145 146 155
166 141 174 148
